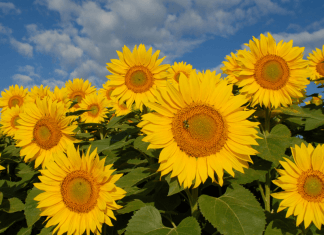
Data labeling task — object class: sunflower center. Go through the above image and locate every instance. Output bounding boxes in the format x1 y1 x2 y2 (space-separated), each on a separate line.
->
171 103 227 158
298 170 324 202
61 170 99 213
125 66 154 93
254 55 290 90
316 60 324 76
33 117 62 150
174 73 180 83
89 104 99 117
11 115 20 128
70 92 85 109
8 96 23 108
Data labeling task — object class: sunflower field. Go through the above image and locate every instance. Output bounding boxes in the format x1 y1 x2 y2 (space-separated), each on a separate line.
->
1 33 324 235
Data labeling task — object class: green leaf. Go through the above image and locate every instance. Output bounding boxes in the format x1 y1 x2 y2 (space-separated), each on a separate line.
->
0 197 25 213
24 187 42 227
264 220 297 235
0 192 3 205
115 167 155 192
1 145 21 162
125 206 201 235
87 136 134 154
0 211 25 233
118 199 154 214
198 184 265 235
133 136 160 159
106 115 128 129
254 124 295 166
164 173 185 196
38 226 54 235
17 226 33 235
15 163 39 183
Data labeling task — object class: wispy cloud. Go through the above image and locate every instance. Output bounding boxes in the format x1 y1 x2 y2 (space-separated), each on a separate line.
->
10 38 33 57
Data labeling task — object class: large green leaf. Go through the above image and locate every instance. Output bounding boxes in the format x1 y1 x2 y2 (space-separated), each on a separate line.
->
118 199 154 214
133 136 160 159
0 197 25 213
264 220 297 235
198 184 265 235
1 145 21 162
280 104 324 130
17 226 33 235
15 163 39 183
24 187 42 227
125 206 201 235
253 124 306 166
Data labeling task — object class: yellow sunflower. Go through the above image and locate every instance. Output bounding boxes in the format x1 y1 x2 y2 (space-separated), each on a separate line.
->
220 51 245 84
26 85 53 104
272 143 324 230
167 61 196 86
307 46 324 84
0 85 28 112
79 93 110 123
49 86 72 108
228 32 309 108
98 80 116 105
106 44 170 112
0 165 4 170
305 95 323 106
110 98 132 117
15 98 79 168
66 78 96 112
138 71 259 188
34 145 126 235
0 105 24 137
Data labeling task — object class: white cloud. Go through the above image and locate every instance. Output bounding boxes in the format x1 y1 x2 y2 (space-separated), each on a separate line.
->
12 74 33 83
10 38 33 57
0 23 12 35
42 79 65 89
0 2 21 15
18 65 40 78
54 69 68 78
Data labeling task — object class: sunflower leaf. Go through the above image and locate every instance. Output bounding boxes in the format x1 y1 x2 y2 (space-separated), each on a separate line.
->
254 124 297 166
125 205 201 235
0 211 25 233
17 226 33 235
0 197 24 213
24 187 42 227
198 184 265 235
133 135 160 159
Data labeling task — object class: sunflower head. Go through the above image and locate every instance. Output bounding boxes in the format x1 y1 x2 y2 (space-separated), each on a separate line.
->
66 78 96 111
0 85 28 112
26 85 53 104
49 86 72 108
34 145 126 235
307 46 324 84
79 92 110 123
230 32 309 108
0 105 24 137
167 61 196 86
106 44 170 112
272 143 324 230
220 51 245 84
109 98 132 117
98 80 116 105
15 97 79 168
138 71 259 189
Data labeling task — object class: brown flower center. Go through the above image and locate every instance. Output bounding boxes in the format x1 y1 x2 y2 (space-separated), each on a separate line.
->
298 170 324 202
254 54 290 90
8 96 23 108
33 117 62 150
171 103 227 158
70 91 85 109
316 60 324 76
125 66 154 93
11 115 20 129
88 104 100 117
61 170 99 213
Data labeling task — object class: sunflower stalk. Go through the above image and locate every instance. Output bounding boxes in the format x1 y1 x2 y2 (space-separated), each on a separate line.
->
264 107 272 212
185 187 200 219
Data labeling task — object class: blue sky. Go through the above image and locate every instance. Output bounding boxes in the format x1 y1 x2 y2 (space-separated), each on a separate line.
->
0 0 323 99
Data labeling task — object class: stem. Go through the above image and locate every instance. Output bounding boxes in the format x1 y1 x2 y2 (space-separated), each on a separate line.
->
258 181 266 207
162 214 176 228
265 171 271 212
264 108 271 134
102 223 107 235
100 127 104 140
185 187 200 219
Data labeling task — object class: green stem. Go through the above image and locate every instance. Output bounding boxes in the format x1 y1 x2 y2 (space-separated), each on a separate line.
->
258 181 266 207
264 108 271 134
185 187 200 219
265 171 271 212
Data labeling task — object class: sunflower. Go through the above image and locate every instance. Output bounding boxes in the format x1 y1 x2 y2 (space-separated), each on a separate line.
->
138 71 259 188
0 85 28 112
26 85 53 104
34 145 126 235
79 93 110 123
15 98 79 168
0 105 24 137
98 80 116 105
167 61 196 86
106 44 170 112
110 98 132 117
226 32 309 108
49 86 72 108
305 95 323 106
220 51 246 84
0 165 4 170
66 78 96 112
307 46 324 84
271 143 324 229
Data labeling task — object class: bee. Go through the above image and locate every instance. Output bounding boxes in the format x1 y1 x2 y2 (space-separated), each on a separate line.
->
183 120 189 129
